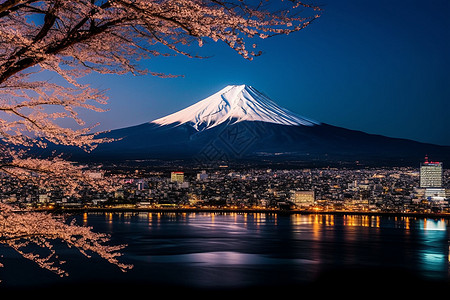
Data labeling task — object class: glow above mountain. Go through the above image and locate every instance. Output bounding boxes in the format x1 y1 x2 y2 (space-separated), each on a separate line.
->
151 85 320 131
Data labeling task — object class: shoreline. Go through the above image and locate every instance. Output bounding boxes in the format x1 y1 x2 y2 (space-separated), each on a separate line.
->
41 206 450 219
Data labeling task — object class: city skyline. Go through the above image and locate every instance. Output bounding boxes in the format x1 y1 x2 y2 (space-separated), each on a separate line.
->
2 155 448 213
78 0 449 146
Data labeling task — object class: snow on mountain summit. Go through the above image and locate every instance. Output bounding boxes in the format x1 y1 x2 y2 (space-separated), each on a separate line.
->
151 84 320 131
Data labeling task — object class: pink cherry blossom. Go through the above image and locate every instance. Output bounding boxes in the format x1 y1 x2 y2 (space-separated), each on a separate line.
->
0 0 320 281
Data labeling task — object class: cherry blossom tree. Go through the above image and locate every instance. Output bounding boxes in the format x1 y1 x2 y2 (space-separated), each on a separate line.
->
0 0 321 280
0 202 132 279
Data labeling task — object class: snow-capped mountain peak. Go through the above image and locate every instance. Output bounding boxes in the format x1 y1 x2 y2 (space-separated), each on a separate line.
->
151 84 320 131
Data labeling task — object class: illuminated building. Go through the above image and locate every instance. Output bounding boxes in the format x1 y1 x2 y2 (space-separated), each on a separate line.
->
137 181 144 190
87 171 103 179
171 172 184 183
425 188 446 198
420 156 443 188
420 156 446 208
39 194 49 203
197 170 208 181
291 190 315 207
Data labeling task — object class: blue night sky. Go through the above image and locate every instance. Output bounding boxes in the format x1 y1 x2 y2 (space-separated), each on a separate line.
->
80 0 450 146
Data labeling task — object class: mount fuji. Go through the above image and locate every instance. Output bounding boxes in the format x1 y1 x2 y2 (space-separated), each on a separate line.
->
67 85 449 166
152 85 319 130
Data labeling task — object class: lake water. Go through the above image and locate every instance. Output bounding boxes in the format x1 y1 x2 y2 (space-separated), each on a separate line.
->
2 212 449 293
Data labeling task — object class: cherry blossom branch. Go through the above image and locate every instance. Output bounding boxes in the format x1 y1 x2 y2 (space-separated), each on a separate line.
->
0 0 321 281
0 202 132 278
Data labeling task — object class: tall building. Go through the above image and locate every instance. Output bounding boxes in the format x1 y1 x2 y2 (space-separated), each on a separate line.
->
420 156 443 188
171 171 184 183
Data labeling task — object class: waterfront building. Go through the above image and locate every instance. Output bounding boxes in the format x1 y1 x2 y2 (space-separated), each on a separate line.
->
425 188 446 198
291 190 315 207
171 172 184 183
420 156 442 188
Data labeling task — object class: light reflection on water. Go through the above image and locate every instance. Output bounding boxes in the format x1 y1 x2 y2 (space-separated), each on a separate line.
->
416 218 448 277
2 212 449 288
90 212 449 283
140 251 319 266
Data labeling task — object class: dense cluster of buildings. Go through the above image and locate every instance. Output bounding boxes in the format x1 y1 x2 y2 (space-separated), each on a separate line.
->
1 156 449 214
